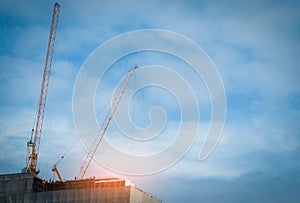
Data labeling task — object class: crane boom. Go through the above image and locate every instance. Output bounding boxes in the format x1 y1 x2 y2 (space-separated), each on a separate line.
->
77 66 138 179
52 164 63 182
25 3 60 176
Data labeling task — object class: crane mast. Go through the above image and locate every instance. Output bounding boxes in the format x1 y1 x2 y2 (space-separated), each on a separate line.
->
77 66 138 179
25 3 60 176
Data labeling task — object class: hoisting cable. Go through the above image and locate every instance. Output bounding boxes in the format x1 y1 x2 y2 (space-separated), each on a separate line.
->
53 96 112 166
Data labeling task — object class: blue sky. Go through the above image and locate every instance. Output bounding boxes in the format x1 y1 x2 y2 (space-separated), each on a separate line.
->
1 0 300 202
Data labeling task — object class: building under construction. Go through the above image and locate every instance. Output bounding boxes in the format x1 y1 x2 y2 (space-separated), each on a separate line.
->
0 173 160 202
0 3 160 203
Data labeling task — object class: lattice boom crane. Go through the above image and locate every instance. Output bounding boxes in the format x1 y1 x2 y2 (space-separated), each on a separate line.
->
24 3 60 176
77 66 138 179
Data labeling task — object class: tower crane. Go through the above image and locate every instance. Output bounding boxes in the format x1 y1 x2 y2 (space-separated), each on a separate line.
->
24 3 60 177
77 66 138 180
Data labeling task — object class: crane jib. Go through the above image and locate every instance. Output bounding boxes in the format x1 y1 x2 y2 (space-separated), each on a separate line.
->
77 66 138 180
24 3 60 177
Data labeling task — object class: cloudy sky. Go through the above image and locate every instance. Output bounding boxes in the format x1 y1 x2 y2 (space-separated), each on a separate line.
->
1 0 300 202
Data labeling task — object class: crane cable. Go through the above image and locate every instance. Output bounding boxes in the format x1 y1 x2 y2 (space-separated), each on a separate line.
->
53 96 112 166
29 100 40 142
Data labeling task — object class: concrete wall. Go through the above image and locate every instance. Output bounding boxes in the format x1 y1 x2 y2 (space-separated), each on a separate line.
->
30 187 131 203
0 172 33 195
130 186 161 203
